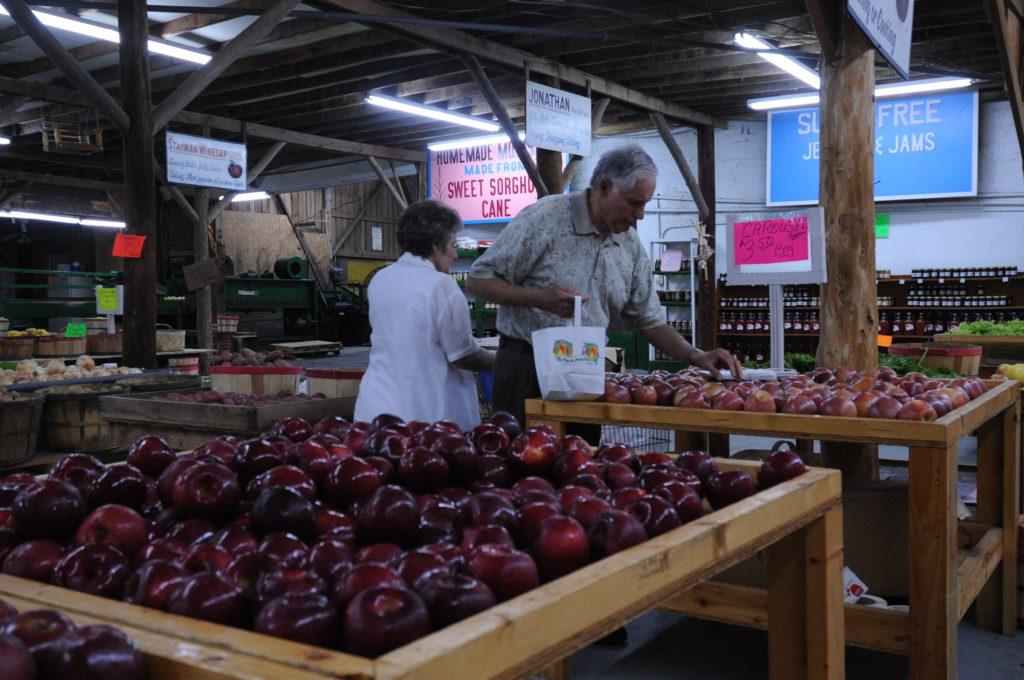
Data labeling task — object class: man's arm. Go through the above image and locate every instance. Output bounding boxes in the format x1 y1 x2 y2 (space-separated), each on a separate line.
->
452 348 495 372
638 324 744 380
466 276 585 318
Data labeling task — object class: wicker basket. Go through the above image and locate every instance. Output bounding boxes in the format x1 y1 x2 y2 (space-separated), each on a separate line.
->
85 317 108 334
39 391 120 453
155 325 186 352
0 337 34 359
889 342 982 376
0 395 44 467
86 332 123 354
210 366 301 396
35 336 87 357
305 368 364 399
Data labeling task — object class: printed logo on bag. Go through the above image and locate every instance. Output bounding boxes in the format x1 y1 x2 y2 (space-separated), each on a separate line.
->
583 343 600 362
552 339 574 359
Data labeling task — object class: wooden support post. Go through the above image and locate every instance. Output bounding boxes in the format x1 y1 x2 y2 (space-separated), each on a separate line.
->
194 186 213 373
986 0 1024 173
387 160 409 206
562 97 610 188
908 445 958 680
417 162 427 201
0 95 30 127
817 11 878 480
208 141 286 223
334 182 383 256
649 112 709 221
119 0 157 368
3 0 129 131
275 194 330 291
366 157 408 210
696 125 717 351
151 0 303 132
461 54 549 197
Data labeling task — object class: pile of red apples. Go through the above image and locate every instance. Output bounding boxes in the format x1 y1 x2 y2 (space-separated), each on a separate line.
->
603 367 987 421
0 415 804 658
0 597 145 680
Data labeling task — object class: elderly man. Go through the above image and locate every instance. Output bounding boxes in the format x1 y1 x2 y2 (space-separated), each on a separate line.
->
467 144 742 427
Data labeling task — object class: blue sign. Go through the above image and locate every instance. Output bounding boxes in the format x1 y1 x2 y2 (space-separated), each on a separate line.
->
767 91 978 206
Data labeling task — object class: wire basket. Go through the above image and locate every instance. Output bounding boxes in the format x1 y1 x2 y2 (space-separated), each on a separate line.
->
600 425 673 452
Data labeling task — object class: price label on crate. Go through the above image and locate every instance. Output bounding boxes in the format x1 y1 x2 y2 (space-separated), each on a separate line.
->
877 335 893 348
112 233 146 258
64 322 87 338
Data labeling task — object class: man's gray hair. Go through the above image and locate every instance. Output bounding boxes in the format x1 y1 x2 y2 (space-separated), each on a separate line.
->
589 145 657 191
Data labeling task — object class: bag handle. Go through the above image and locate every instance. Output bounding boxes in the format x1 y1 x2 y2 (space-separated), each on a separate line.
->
573 295 582 327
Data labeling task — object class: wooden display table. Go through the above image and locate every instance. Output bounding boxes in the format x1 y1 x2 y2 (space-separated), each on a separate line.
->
0 459 843 680
525 380 1020 680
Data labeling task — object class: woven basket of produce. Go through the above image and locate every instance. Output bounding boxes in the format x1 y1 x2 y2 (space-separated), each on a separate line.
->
86 331 123 354
37 383 127 452
34 336 88 357
0 392 44 467
0 336 34 359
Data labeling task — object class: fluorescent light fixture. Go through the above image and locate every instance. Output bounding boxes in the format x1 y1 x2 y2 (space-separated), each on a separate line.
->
80 218 126 228
0 7 211 65
230 191 270 203
747 77 975 111
0 136 10 145
875 77 974 98
366 94 500 132
735 33 821 89
0 210 125 227
427 132 526 151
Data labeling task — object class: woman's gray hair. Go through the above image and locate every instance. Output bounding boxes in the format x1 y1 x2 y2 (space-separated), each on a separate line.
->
396 199 462 258
589 145 657 191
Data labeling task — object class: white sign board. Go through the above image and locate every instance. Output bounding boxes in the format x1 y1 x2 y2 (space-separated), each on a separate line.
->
166 131 247 191
846 0 914 80
525 81 591 156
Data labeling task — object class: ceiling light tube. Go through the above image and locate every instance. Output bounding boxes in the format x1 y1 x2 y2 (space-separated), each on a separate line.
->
80 218 126 228
735 33 821 89
229 191 270 202
0 136 10 145
0 7 211 65
366 94 500 132
427 132 526 151
1 210 81 224
747 77 975 111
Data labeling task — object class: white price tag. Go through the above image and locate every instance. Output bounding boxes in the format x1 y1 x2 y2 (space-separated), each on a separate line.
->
938 278 944 283
917 278 923 284
1002 277 1009 282
898 279 905 285
238 290 257 296
959 278 965 283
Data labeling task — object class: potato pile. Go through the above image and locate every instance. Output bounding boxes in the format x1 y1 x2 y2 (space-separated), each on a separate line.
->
0 356 142 385
210 348 292 367
0 390 40 402
159 390 326 405
34 383 126 395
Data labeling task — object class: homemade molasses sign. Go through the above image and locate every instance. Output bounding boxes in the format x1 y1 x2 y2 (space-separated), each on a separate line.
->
428 141 538 223
166 131 247 191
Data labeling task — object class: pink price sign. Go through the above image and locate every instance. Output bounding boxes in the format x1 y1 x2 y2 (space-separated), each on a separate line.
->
429 141 538 223
732 216 810 265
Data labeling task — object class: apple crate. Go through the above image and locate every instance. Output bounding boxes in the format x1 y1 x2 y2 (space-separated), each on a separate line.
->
526 378 1021 680
210 365 302 396
0 458 844 680
39 390 121 453
305 368 365 399
98 391 355 450
0 394 43 467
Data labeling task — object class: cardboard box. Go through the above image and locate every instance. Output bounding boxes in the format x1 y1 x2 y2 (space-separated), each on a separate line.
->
717 479 909 599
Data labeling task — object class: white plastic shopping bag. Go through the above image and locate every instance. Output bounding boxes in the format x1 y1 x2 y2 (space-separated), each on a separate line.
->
531 296 604 401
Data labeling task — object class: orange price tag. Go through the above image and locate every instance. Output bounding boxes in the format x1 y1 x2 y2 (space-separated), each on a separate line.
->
877 335 893 348
112 233 146 258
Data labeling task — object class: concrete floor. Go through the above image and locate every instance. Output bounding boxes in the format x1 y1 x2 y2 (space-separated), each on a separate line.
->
315 349 1024 678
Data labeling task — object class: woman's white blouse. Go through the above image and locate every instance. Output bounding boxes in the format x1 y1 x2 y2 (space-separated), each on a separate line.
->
354 253 482 430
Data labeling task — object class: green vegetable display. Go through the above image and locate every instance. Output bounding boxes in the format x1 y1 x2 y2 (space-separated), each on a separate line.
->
878 352 959 378
946 319 1024 336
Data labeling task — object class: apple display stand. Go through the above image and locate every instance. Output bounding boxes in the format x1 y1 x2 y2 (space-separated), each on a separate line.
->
769 284 784 370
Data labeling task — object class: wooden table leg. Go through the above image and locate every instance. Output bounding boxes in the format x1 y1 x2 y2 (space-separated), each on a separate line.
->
674 430 706 452
908 444 958 680
766 504 845 680
708 432 730 457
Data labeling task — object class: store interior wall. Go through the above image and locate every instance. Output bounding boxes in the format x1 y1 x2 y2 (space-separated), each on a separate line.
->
570 100 1024 276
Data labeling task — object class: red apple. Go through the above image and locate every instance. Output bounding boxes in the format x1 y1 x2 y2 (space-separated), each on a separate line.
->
0 632 33 680
12 480 86 541
627 495 681 537
358 485 418 545
2 539 63 583
331 562 404 607
84 464 149 510
1 609 74 667
315 416 350 439
602 381 631 404
758 451 808 489
397 447 450 492
246 465 316 502
465 544 539 602
255 593 339 648
165 517 216 545
488 411 522 439
343 586 430 657
630 384 658 405
597 443 637 470
127 435 176 478
74 504 149 560
705 470 757 509
232 438 285 484
588 509 647 556
783 395 819 415
53 544 130 598
167 572 246 626
460 524 514 552
568 495 612 531
675 450 719 483
324 456 382 506
866 395 902 419
551 449 601 485
179 543 233 574
432 435 478 484
170 462 241 522
396 550 450 586
517 502 563 545
413 572 495 627
712 390 744 411
271 417 313 443
674 389 710 409
653 481 704 522
743 390 777 413
251 487 316 541
853 390 883 417
897 399 938 421
471 424 510 457
510 430 560 475
257 532 309 571
123 559 188 609
309 538 355 581
610 486 646 510
0 600 15 627
0 473 36 509
356 543 404 567
255 569 327 609
532 515 589 581
819 395 857 417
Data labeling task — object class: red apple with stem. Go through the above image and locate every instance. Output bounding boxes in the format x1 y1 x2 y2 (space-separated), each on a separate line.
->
343 585 431 657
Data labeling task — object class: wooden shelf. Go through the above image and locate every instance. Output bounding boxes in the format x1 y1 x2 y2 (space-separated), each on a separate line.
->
721 306 818 310
661 302 692 307
879 275 1023 284
883 306 1023 312
654 270 693 276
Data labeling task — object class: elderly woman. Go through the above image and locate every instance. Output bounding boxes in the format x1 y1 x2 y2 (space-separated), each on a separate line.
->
354 199 494 430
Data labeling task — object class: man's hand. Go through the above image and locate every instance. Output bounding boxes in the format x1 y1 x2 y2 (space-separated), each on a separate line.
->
535 285 590 317
689 348 744 381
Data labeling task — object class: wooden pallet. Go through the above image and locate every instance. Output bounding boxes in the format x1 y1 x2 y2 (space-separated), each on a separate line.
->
270 340 343 357
0 459 844 680
526 379 1021 680
99 392 355 450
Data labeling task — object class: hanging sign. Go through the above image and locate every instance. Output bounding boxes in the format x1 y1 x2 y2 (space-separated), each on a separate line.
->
525 80 591 156
112 233 146 258
659 250 683 272
724 208 826 286
64 323 87 338
428 141 538 223
166 131 247 191
767 91 978 206
846 0 915 79
95 285 123 315
732 216 810 266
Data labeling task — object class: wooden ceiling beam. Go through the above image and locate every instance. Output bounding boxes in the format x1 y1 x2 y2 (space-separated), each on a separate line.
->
0 167 122 191
317 0 725 128
159 0 277 37
986 0 1024 172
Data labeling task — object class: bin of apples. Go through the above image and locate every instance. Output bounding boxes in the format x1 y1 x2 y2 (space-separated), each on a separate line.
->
159 390 326 405
0 597 145 680
602 367 988 421
0 415 805 658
